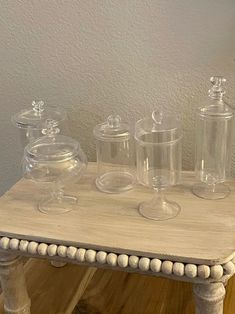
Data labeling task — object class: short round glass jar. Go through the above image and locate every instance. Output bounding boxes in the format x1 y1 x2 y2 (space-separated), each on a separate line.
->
93 115 135 193
23 119 87 215
135 111 182 221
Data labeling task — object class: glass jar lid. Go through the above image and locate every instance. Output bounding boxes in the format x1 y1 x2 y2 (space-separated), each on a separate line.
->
24 119 80 163
135 110 182 144
199 76 233 118
93 115 131 141
12 100 66 130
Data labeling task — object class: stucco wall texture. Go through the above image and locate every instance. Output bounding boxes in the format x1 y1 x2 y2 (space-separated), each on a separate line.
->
0 1 235 195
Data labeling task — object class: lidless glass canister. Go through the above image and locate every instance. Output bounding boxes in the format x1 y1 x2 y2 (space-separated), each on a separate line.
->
93 115 135 193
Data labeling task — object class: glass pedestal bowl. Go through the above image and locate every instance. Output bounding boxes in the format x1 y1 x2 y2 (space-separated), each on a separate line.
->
23 119 87 215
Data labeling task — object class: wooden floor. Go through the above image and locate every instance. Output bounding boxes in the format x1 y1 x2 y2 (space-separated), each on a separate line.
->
0 259 235 314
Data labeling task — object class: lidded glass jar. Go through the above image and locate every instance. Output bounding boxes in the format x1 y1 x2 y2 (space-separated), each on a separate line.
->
23 119 87 215
93 115 135 193
135 110 182 221
193 76 234 200
12 100 66 148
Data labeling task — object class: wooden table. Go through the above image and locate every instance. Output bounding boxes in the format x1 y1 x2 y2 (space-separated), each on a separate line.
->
0 163 234 314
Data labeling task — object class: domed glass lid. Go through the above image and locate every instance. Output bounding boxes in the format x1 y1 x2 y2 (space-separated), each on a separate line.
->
12 100 66 130
199 76 233 118
93 115 131 141
24 119 80 162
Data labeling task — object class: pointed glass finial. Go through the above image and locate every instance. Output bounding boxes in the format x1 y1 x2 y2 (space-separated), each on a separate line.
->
208 76 226 100
152 110 163 124
107 115 121 128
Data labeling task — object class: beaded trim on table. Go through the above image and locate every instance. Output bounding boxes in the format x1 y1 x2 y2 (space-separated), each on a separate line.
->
0 236 234 281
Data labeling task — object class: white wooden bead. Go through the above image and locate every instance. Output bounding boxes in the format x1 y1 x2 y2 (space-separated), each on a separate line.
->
57 245 67 258
47 244 57 257
161 261 173 275
118 254 129 268
9 238 19 250
19 240 29 252
107 253 117 266
129 256 139 269
85 249 96 263
67 246 77 259
210 265 223 280
0 237 10 250
37 243 48 256
150 259 162 273
139 257 150 271
96 251 107 264
28 241 38 254
197 265 210 279
76 248 86 262
223 262 235 275
185 264 197 278
173 262 185 276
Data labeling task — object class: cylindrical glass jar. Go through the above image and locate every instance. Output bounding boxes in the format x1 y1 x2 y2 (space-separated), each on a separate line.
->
135 111 182 221
193 76 234 199
93 115 135 193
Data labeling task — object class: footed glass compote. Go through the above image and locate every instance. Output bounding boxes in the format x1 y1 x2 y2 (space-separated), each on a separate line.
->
23 119 87 215
135 110 182 221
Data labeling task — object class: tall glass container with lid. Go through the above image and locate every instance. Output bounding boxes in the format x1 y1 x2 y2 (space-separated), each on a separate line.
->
193 76 234 199
12 100 66 148
23 119 87 214
93 115 135 193
135 111 182 221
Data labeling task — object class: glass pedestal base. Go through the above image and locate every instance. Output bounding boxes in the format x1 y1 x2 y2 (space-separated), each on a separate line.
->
38 195 77 215
139 198 181 221
192 182 230 200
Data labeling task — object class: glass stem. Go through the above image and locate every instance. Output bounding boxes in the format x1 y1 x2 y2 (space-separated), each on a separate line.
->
51 182 64 202
153 187 166 206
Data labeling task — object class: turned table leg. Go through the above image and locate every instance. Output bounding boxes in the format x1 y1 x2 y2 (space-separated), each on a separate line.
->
0 252 31 314
193 282 226 314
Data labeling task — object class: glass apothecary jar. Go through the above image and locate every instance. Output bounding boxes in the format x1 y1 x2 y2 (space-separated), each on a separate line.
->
193 76 234 199
93 115 135 193
135 110 182 221
23 119 87 214
12 100 66 148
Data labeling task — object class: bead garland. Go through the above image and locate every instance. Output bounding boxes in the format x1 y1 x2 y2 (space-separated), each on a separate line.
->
0 236 234 280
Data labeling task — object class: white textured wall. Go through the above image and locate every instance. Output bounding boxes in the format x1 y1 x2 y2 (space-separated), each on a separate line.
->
0 1 235 195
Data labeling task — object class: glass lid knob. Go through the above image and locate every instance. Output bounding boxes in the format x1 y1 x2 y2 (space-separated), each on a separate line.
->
32 100 45 115
208 76 226 100
41 119 60 137
107 115 121 128
152 110 163 124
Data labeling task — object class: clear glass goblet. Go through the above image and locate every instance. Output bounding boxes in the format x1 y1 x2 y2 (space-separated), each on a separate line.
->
135 111 182 221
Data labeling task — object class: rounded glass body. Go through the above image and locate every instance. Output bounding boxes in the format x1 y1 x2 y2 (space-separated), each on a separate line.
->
94 115 135 193
135 112 182 221
23 121 87 214
193 77 233 199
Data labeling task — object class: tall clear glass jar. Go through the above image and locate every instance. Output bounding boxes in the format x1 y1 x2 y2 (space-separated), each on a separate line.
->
135 111 182 221
93 115 135 193
193 76 234 199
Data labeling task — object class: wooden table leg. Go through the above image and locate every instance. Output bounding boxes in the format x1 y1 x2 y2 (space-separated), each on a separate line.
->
0 252 31 314
193 282 226 314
